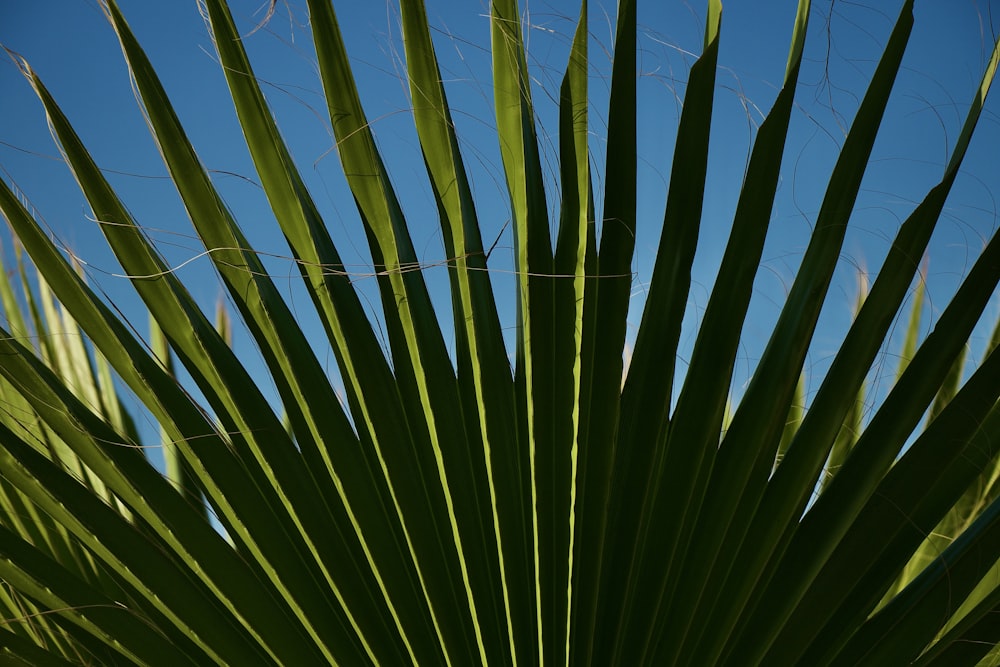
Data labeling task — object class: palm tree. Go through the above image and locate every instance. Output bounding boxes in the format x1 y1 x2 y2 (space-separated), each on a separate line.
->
1 0 999 664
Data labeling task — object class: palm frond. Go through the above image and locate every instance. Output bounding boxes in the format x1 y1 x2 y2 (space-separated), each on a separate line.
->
1 0 999 664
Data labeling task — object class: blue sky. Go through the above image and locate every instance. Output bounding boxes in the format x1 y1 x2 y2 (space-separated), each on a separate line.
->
1 0 999 441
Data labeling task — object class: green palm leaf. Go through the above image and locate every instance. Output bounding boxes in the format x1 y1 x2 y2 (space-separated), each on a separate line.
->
1 0 999 664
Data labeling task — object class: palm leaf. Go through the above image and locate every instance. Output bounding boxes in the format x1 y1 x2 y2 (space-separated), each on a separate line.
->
1 0 999 664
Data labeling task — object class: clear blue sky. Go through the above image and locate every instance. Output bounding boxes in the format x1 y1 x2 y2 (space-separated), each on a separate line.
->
1 0 998 432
